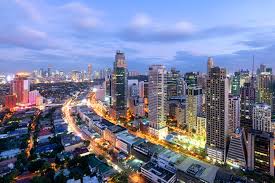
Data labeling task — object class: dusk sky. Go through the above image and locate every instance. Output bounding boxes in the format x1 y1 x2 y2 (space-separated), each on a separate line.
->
1 0 275 73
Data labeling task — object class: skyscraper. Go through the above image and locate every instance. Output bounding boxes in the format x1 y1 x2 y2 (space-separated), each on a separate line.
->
247 130 274 176
186 86 203 134
88 64 92 81
228 95 241 134
184 72 198 87
231 71 241 96
167 68 182 98
257 72 272 106
252 103 271 132
207 57 214 74
148 65 168 139
111 51 128 120
240 82 256 133
11 73 30 104
47 66 52 77
206 66 229 162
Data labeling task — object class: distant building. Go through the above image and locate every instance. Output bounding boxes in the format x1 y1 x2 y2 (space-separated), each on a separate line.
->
5 95 17 109
11 73 30 104
207 57 214 74
148 65 168 139
28 90 41 106
87 64 92 81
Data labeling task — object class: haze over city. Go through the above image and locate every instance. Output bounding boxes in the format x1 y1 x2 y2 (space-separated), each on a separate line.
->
1 0 275 72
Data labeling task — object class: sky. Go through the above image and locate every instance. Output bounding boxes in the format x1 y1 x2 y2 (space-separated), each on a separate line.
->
1 0 275 73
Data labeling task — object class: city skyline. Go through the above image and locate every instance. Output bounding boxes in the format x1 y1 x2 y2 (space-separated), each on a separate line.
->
1 0 275 73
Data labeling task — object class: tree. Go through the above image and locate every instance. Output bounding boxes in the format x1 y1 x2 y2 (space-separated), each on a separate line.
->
31 176 51 183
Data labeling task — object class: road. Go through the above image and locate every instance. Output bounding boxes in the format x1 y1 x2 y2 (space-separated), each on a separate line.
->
62 97 124 173
88 92 208 162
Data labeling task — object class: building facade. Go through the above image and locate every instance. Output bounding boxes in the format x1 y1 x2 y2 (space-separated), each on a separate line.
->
148 65 168 139
111 51 128 120
206 67 229 162
252 103 272 132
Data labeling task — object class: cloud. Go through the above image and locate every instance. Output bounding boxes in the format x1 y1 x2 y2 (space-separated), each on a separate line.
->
0 26 56 50
119 14 254 43
61 2 102 30
15 0 42 22
131 13 152 28
173 42 275 73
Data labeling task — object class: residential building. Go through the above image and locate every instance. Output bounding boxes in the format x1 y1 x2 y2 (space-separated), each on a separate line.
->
247 130 274 176
148 65 168 139
252 103 272 132
206 66 229 162
228 95 240 134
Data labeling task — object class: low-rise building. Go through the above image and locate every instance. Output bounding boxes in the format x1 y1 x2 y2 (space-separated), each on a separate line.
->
103 125 127 146
115 131 144 154
61 134 84 152
141 161 177 183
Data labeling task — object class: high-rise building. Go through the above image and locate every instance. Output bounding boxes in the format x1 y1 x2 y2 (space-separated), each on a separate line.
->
206 66 229 162
175 104 186 128
88 64 92 81
186 87 203 134
47 66 51 77
5 95 17 109
257 72 272 106
231 71 241 96
228 95 241 134
111 51 128 120
207 57 214 74
240 83 256 130
28 90 41 106
226 128 247 168
167 68 182 98
185 72 198 87
105 74 112 105
247 130 274 176
252 103 271 132
71 70 81 82
148 65 168 139
11 73 30 104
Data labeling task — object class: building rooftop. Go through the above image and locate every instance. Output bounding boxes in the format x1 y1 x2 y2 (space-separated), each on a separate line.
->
142 161 175 181
175 157 219 183
106 125 127 134
116 131 144 145
61 133 83 147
